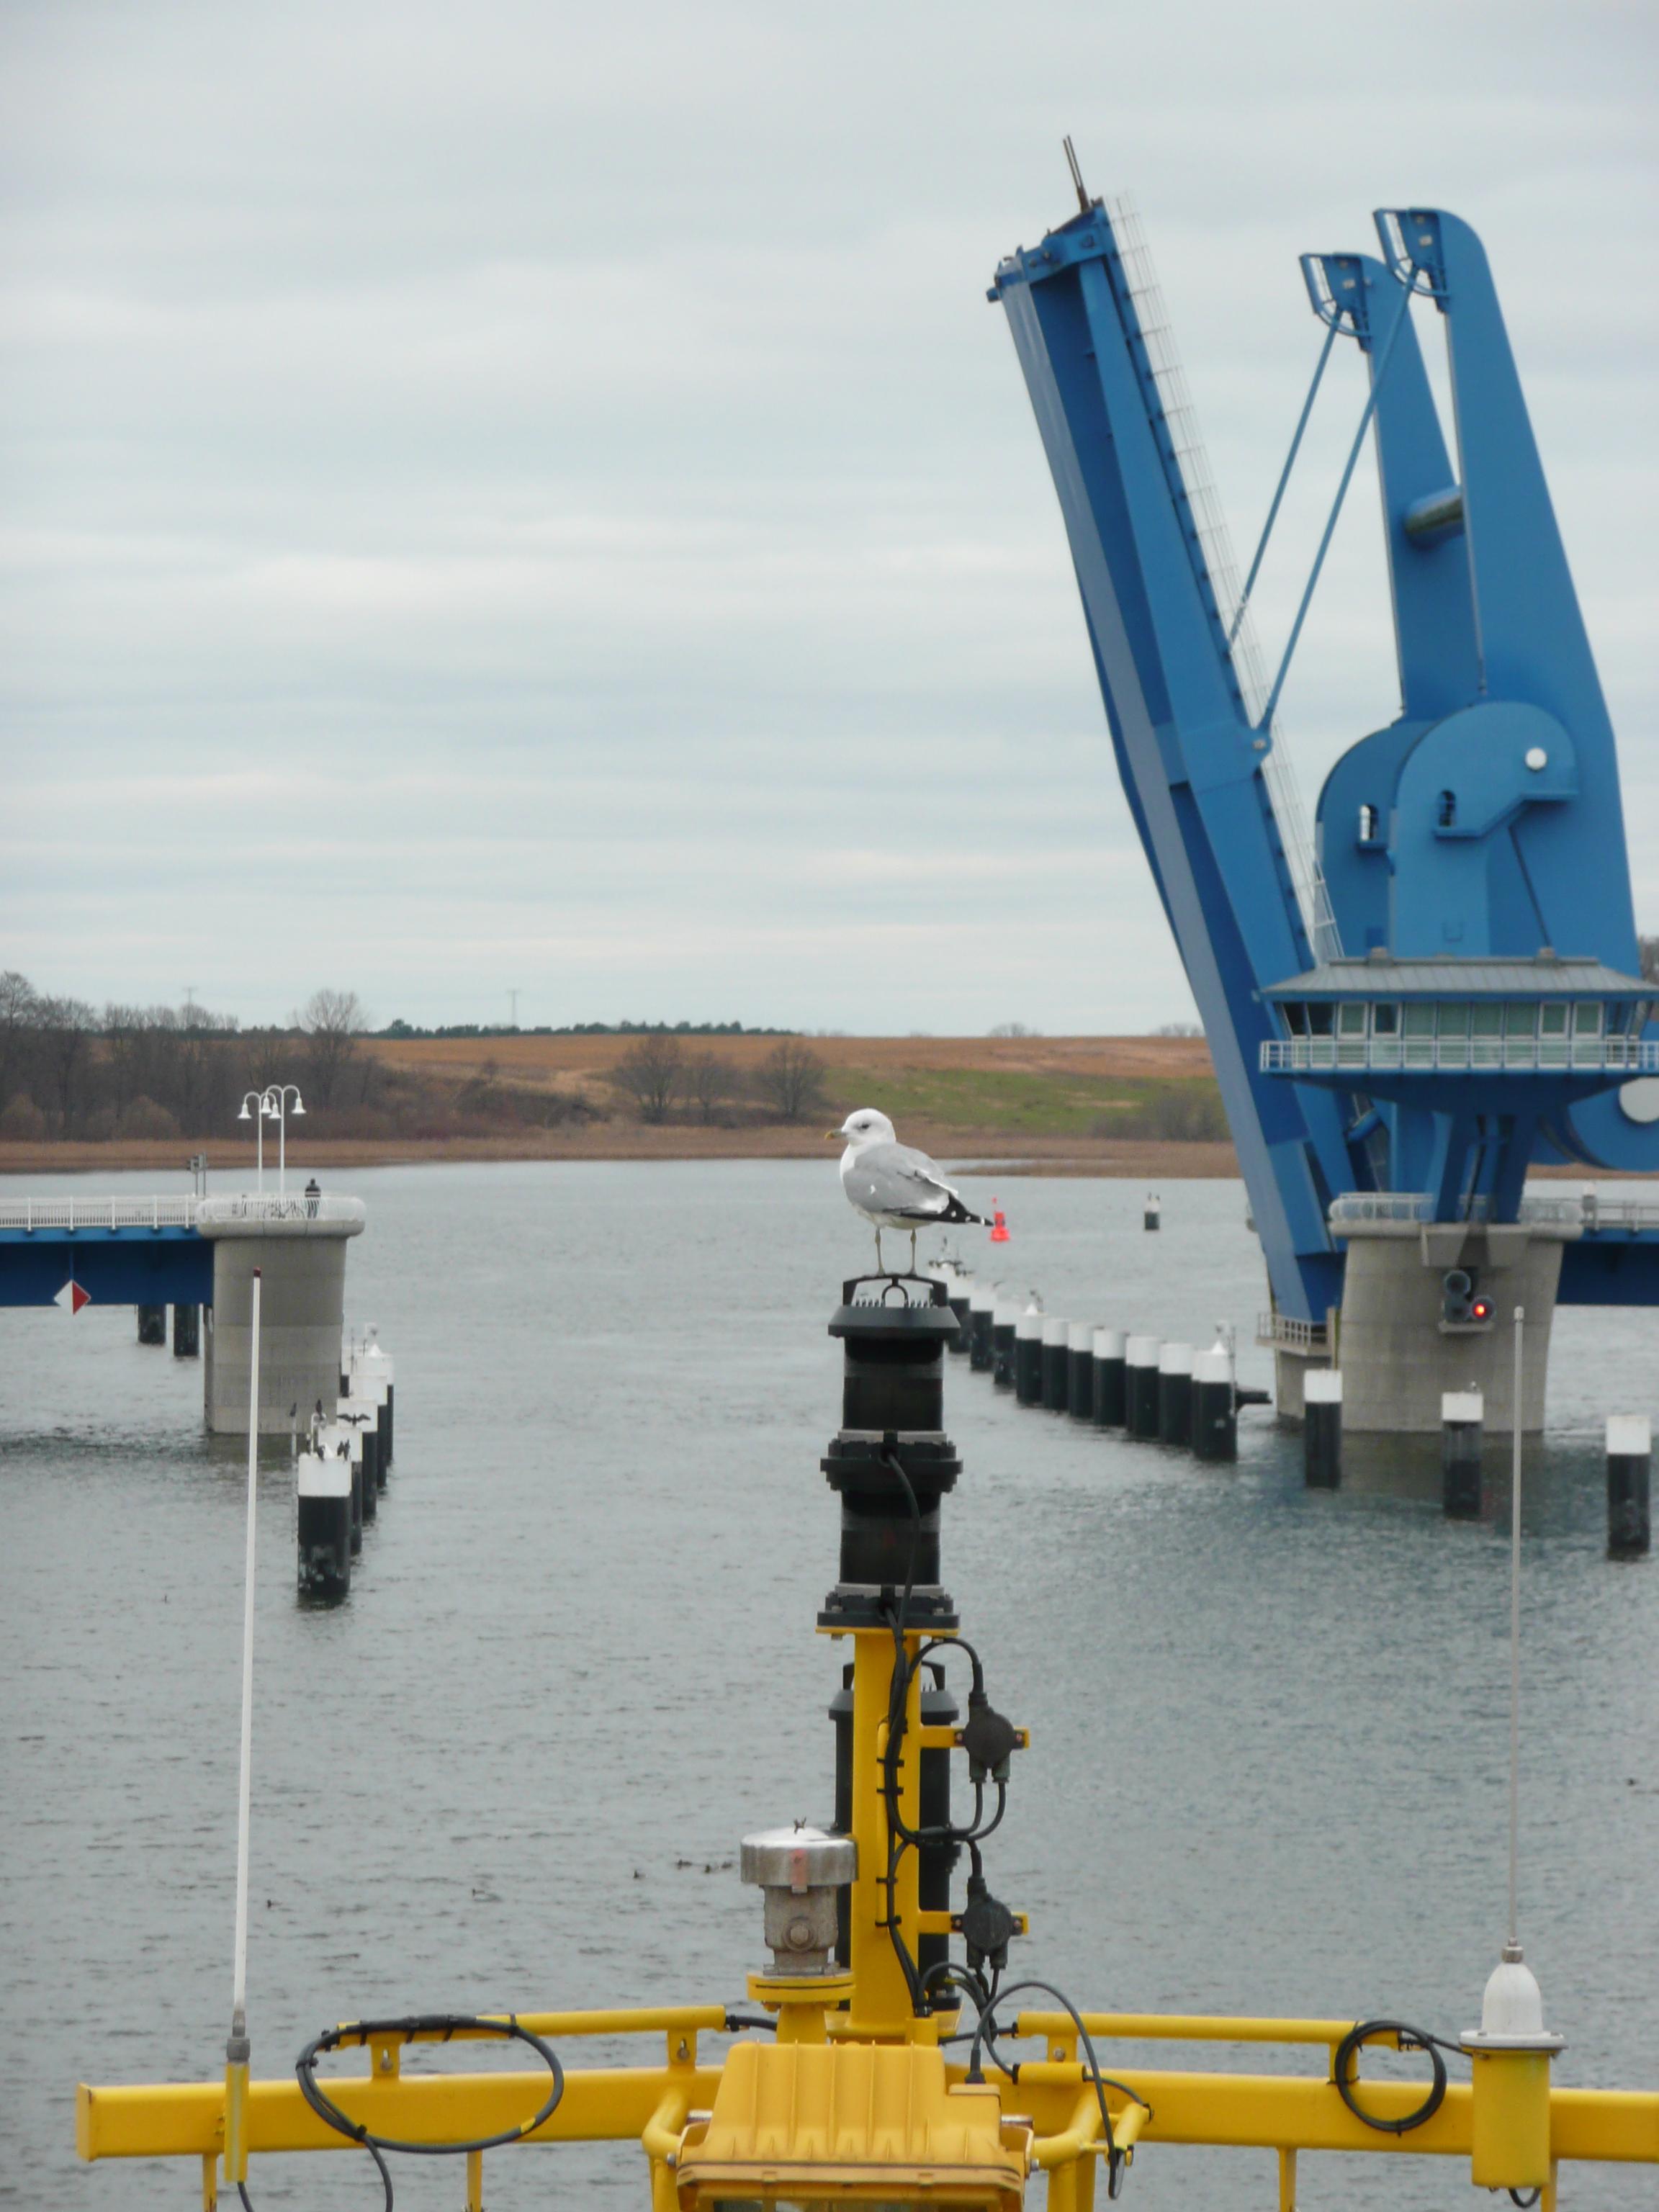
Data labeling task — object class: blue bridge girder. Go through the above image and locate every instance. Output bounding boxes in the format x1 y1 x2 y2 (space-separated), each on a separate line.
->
0 1223 213 1308
992 189 1658 1320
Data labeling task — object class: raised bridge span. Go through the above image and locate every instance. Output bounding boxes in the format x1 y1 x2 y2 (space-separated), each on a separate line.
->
0 1192 366 1434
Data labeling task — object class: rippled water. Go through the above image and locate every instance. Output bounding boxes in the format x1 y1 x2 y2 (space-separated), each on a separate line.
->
3 1164 1655 2208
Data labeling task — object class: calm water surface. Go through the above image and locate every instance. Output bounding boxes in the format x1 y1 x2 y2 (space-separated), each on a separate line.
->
2 1164 1655 2208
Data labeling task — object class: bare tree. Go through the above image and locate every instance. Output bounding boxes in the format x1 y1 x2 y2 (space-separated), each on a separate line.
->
37 996 96 1133
1150 1021 1203 1038
0 971 37 1115
685 1051 736 1125
755 1038 827 1123
611 1034 683 1123
1640 935 1659 986
295 988 366 1109
987 1022 1040 1038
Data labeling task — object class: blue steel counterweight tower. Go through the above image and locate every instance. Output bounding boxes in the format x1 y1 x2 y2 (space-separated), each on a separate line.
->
992 184 1657 1429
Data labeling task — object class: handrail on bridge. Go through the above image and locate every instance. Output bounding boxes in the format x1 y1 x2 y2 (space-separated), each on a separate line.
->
0 1192 367 1234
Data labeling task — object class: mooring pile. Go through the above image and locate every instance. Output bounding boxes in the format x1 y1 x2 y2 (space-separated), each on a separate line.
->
294 1328 397 1597
935 1254 1267 1465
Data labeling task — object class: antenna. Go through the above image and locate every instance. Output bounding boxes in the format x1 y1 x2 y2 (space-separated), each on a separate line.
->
1508 1304 1523 1951
224 1267 262 2188
183 984 199 1028
508 988 519 1028
1062 134 1090 215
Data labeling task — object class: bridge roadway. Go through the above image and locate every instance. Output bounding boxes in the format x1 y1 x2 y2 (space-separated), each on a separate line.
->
0 1194 364 1307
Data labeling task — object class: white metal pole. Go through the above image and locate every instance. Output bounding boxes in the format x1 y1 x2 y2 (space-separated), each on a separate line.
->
1509 1303 1524 1948
232 1268 261 2034
277 1096 286 1197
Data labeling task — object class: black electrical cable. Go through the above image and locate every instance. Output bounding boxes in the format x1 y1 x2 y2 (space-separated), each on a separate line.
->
1331 2019 1452 2136
295 2012 565 2207
970 1979 1153 2203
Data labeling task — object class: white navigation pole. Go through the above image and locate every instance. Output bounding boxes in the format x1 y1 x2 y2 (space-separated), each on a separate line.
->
1460 1305 1563 2198
224 1267 262 2193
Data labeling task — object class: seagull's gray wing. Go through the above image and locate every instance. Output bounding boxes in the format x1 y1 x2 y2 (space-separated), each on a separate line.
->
848 1141 958 1219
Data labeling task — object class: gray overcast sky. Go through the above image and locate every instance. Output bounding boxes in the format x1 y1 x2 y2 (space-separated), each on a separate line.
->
3 0 1654 1033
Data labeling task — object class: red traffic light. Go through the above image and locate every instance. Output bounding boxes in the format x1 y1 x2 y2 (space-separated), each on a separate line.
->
1470 1297 1493 1322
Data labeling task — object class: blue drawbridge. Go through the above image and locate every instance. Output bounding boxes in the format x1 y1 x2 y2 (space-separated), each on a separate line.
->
991 180 1658 1324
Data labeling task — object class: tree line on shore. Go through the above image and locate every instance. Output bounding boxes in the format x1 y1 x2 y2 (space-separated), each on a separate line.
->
0 972 834 1141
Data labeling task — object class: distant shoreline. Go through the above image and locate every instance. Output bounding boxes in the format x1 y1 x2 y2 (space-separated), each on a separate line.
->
0 1131 1241 1179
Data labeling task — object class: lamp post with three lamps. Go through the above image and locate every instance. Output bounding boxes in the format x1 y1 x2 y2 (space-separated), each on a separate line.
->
237 1085 305 1196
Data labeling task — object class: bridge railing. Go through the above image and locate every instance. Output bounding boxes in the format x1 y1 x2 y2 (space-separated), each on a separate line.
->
1328 1190 1657 1231
0 1197 199 1233
195 1193 365 1229
1262 1036 1659 1075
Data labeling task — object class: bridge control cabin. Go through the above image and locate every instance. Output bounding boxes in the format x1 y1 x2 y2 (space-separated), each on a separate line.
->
1262 953 1654 1083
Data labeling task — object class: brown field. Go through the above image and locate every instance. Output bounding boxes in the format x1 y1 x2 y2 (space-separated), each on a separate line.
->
0 1035 1238 1177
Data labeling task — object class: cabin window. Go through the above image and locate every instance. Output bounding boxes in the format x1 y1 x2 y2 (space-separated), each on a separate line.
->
1357 803 1379 844
1437 1001 1470 1037
1371 1002 1399 1035
1504 1002 1537 1037
1337 1002 1368 1038
1471 1004 1504 1038
1402 1004 1436 1038
1437 788 1457 827
1307 1003 1334 1037
1573 1002 1603 1037
1282 1002 1308 1035
1538 1003 1568 1037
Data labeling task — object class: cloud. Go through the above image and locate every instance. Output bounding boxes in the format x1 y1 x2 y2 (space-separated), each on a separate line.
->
1 0 1654 1031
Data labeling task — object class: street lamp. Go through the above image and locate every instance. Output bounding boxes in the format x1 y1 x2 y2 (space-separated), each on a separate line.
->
237 1085 305 1196
266 1084 305 1196
236 1091 278 1194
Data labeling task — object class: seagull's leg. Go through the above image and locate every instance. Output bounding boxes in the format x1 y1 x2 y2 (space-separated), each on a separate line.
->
909 1228 917 1273
874 1225 885 1272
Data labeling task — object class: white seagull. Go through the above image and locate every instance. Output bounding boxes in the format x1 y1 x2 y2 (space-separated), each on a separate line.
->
832 1107 985 1274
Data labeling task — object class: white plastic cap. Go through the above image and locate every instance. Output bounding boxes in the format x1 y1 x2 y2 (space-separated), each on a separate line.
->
1092 1328 1125 1359
1016 1308 1043 1340
1442 1390 1483 1424
1158 1341 1194 1375
1042 1316 1069 1346
1606 1413 1651 1457
992 1298 1019 1326
970 1282 997 1312
1304 1368 1343 1405
1069 1321 1094 1352
1462 1949 1565 2053
1125 1334 1161 1364
1193 1348 1232 1385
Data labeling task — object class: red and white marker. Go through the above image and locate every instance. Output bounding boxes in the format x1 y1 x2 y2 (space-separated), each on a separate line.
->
54 1277 91 1315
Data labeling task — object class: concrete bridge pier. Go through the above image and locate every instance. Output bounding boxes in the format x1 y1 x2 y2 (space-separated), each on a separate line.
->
1272 1218 1570 1434
198 1197 366 1436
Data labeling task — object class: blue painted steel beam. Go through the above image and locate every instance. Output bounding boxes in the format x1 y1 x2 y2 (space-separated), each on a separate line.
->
0 1231 213 1308
992 206 1354 1321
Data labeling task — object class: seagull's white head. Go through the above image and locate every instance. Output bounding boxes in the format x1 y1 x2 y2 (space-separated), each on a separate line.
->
831 1107 896 1150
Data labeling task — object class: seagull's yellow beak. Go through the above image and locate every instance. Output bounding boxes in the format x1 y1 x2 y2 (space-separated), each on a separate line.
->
824 1128 842 1141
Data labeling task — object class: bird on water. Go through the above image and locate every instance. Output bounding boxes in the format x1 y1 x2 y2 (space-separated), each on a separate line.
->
832 1107 985 1273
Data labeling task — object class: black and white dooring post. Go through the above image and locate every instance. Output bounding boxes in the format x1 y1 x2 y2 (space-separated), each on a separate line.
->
1125 1334 1161 1438
296 1431 352 1597
992 1298 1019 1390
1015 1304 1045 1406
968 1283 996 1372
1040 1317 1070 1411
1303 1368 1342 1488
1157 1341 1193 1447
938 1267 973 1354
1091 1328 1126 1428
1143 1191 1160 1232
1442 1390 1484 1519
1606 1414 1651 1559
1191 1344 1238 1462
137 1303 166 1346
1067 1323 1095 1422
172 1303 200 1358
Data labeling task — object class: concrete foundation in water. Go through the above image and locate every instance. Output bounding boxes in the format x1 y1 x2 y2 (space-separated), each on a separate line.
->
1273 1219 1569 1434
198 1199 364 1434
